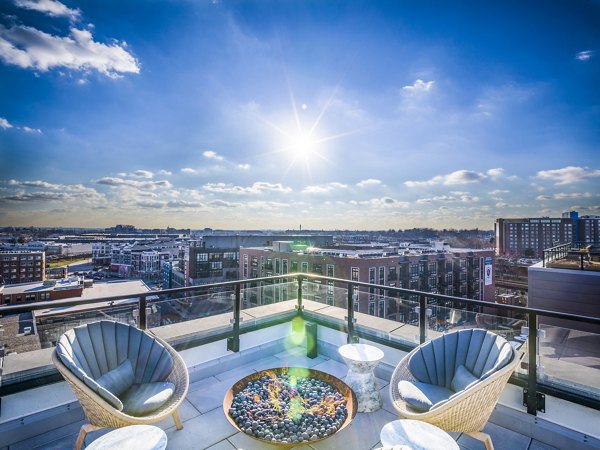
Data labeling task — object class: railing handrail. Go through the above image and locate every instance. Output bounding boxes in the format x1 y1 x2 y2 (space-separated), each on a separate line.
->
2 272 599 327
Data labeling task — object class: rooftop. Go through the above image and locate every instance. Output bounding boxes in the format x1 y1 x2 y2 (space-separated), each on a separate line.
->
1 274 599 450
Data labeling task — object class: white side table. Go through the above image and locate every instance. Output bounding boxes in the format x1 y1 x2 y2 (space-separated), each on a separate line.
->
86 425 167 450
338 343 384 412
380 419 459 450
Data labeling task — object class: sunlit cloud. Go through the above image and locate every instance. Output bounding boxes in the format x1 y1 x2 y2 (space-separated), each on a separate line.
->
356 178 382 188
405 169 492 187
0 25 140 78
536 192 594 201
0 117 13 129
402 79 434 93
203 150 224 160
95 177 172 190
302 182 348 194
203 181 291 195
14 0 81 20
117 169 154 179
575 50 594 61
536 166 600 185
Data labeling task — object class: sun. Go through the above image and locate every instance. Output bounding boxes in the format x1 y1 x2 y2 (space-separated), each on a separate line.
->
291 133 316 160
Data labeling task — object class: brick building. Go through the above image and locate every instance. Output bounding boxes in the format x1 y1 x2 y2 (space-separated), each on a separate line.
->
0 250 45 285
239 243 495 320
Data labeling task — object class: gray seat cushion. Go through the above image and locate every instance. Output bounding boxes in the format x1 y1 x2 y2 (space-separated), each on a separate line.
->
121 382 175 416
450 364 478 392
407 329 513 390
56 320 175 414
398 380 454 412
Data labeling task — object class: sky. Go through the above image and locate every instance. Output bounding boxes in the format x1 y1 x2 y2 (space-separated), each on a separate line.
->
0 0 599 230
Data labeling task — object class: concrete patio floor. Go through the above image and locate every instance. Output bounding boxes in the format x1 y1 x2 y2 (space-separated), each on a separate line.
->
8 346 561 450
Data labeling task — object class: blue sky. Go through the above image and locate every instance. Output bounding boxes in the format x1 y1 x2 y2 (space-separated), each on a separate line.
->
0 0 599 229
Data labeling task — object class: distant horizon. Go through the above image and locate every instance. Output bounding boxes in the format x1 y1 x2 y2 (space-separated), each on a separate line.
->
1 1 599 229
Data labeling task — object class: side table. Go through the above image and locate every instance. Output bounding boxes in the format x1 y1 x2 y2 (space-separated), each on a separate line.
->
380 419 459 450
85 425 168 450
338 343 384 412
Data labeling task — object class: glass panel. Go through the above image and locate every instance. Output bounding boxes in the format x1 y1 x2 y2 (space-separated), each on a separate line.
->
538 324 600 400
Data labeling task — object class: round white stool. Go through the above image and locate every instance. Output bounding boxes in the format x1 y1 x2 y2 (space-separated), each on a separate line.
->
380 419 459 450
338 343 384 412
86 425 167 450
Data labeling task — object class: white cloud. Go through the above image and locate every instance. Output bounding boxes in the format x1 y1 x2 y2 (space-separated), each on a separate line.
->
489 189 509 195
14 0 81 20
536 192 594 201
8 179 60 189
208 200 240 208
416 195 479 204
354 197 410 209
0 117 13 129
203 181 291 195
536 166 600 185
95 177 172 190
203 150 224 160
356 178 382 188
236 163 251 170
405 169 488 187
118 169 154 179
302 182 348 194
402 79 434 93
166 200 202 208
157 170 172 176
575 50 594 61
0 25 140 78
181 167 198 174
486 168 504 178
21 126 42 133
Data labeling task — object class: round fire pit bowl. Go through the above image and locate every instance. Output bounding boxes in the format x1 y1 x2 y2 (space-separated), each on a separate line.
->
223 367 358 447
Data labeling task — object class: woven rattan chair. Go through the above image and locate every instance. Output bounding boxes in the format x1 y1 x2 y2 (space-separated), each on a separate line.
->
52 320 189 450
389 329 522 450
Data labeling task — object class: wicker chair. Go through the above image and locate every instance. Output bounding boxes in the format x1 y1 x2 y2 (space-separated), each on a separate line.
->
52 320 189 450
389 329 522 450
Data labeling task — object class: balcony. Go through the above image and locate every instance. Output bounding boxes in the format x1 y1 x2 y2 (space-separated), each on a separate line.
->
1 275 599 449
543 243 600 272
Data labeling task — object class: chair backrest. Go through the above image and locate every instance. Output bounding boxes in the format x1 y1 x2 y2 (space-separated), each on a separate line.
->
56 320 174 384
408 329 513 389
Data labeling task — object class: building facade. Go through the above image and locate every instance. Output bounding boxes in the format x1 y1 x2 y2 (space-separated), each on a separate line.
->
495 217 573 257
239 244 494 322
0 250 45 285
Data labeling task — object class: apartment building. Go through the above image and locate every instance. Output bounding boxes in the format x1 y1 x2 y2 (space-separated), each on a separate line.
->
0 250 45 285
92 242 112 266
239 243 494 320
495 217 573 257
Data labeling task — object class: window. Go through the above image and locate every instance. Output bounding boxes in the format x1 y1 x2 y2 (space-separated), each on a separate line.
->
196 253 208 262
275 258 280 274
301 262 308 273
326 295 334 306
312 263 322 274
369 267 375 284
282 259 288 274
379 267 385 285
388 266 397 281
410 264 418 276
368 302 375 316
291 261 298 272
351 267 359 282
378 300 385 318
327 264 334 277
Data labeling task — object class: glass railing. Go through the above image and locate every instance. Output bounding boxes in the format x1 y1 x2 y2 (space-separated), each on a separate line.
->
1 273 599 415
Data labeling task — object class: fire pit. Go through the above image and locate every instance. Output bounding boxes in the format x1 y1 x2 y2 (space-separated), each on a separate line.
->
223 367 357 446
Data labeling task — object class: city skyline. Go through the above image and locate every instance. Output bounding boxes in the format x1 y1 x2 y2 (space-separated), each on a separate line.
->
1 0 599 230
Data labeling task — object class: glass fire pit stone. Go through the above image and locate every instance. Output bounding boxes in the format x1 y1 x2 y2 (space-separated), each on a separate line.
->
223 367 358 447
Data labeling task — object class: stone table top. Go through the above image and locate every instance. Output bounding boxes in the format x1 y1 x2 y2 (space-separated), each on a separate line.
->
380 419 459 450
86 425 167 450
338 343 384 363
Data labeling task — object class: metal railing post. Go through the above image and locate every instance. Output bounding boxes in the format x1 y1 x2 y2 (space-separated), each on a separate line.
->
296 275 303 316
526 312 538 415
138 295 147 330
346 282 357 343
227 283 241 352
419 295 427 344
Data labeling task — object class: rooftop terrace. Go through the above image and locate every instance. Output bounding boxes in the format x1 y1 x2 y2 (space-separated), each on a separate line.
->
1 274 599 449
